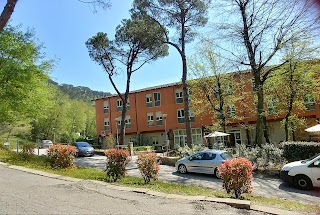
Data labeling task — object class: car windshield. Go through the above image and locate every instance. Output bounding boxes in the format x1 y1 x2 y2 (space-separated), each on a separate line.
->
220 152 232 160
75 142 91 147
301 153 320 164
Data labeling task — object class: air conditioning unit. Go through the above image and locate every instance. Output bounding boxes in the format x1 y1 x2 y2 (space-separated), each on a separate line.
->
101 131 106 137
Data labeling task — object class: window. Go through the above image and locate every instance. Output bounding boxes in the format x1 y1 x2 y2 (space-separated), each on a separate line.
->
117 99 123 112
156 111 163 126
189 109 195 122
227 105 236 118
125 116 131 129
175 89 183 103
115 118 122 129
147 113 154 126
146 94 152 108
224 83 233 96
152 136 159 145
267 99 278 115
202 153 216 160
252 78 257 92
215 105 224 119
214 86 220 98
126 98 130 111
304 94 316 110
104 118 109 131
174 128 202 147
177 109 185 123
154 92 161 107
103 101 108 114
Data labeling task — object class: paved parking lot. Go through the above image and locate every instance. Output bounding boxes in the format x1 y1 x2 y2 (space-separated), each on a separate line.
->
74 155 320 205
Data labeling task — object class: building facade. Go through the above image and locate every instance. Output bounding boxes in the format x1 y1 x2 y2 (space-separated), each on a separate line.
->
95 75 320 148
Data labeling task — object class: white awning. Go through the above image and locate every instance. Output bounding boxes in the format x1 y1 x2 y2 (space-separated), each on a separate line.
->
305 124 320 132
204 131 230 138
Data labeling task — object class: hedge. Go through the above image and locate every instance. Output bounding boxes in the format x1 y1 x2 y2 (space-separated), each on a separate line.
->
282 141 320 162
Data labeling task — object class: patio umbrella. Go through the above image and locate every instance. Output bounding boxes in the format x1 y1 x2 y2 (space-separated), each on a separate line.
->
305 124 320 132
203 131 230 138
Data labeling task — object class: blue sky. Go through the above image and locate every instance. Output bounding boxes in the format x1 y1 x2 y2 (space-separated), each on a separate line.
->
6 0 184 93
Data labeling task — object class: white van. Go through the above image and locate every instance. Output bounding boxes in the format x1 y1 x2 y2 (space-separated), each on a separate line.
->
280 153 320 190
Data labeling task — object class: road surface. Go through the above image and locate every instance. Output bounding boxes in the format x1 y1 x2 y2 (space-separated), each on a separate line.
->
0 165 264 214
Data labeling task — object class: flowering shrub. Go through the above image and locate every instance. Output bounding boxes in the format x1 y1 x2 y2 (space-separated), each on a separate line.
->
217 157 254 199
105 149 131 182
136 152 160 183
47 144 77 169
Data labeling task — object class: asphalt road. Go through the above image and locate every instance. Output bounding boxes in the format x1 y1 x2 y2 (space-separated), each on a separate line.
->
0 165 265 215
74 155 320 205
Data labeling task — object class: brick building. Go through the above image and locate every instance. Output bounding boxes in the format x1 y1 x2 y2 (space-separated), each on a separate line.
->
94 71 320 148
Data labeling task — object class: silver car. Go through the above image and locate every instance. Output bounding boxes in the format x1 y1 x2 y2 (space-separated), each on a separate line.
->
175 150 232 178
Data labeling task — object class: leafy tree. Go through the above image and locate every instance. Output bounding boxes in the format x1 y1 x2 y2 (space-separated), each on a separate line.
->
0 27 53 124
265 39 320 140
86 12 168 145
188 40 252 146
211 0 318 146
133 0 212 147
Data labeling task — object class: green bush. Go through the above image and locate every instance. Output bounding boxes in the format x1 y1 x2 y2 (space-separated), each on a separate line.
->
282 141 320 162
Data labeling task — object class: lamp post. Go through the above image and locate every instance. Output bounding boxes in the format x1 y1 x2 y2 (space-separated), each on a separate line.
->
114 118 119 147
162 114 168 155
53 128 55 144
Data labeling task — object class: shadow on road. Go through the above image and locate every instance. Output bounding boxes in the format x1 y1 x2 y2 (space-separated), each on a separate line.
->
278 182 320 198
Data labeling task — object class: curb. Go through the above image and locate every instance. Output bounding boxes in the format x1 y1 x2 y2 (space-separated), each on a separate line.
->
0 162 305 215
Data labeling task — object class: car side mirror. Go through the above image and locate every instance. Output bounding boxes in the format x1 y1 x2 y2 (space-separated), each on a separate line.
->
314 161 320 167
189 157 193 161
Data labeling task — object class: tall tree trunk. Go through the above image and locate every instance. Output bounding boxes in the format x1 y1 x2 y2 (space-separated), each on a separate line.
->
254 75 264 147
181 10 192 148
245 127 251 145
118 71 131 145
0 0 18 32
284 118 289 141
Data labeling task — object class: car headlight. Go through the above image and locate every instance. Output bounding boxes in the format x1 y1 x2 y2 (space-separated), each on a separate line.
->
281 166 292 171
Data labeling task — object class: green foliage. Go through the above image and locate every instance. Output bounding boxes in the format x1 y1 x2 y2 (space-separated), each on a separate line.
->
0 26 53 123
176 144 204 158
282 142 320 162
105 134 116 148
234 143 285 170
48 79 111 102
136 152 160 183
105 149 131 182
133 0 211 44
218 158 254 199
47 144 77 169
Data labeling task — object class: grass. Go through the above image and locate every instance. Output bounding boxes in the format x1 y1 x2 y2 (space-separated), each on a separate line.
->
0 136 36 150
0 147 319 214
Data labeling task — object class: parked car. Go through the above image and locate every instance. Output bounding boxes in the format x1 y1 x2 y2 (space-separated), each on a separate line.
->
39 140 53 148
73 142 95 157
280 153 320 190
175 150 232 178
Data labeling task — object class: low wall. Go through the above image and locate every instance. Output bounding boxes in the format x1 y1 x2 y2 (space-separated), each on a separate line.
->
158 156 179 166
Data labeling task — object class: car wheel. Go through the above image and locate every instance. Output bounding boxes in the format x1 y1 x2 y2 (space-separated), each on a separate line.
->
214 168 221 179
294 175 313 190
178 164 187 174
